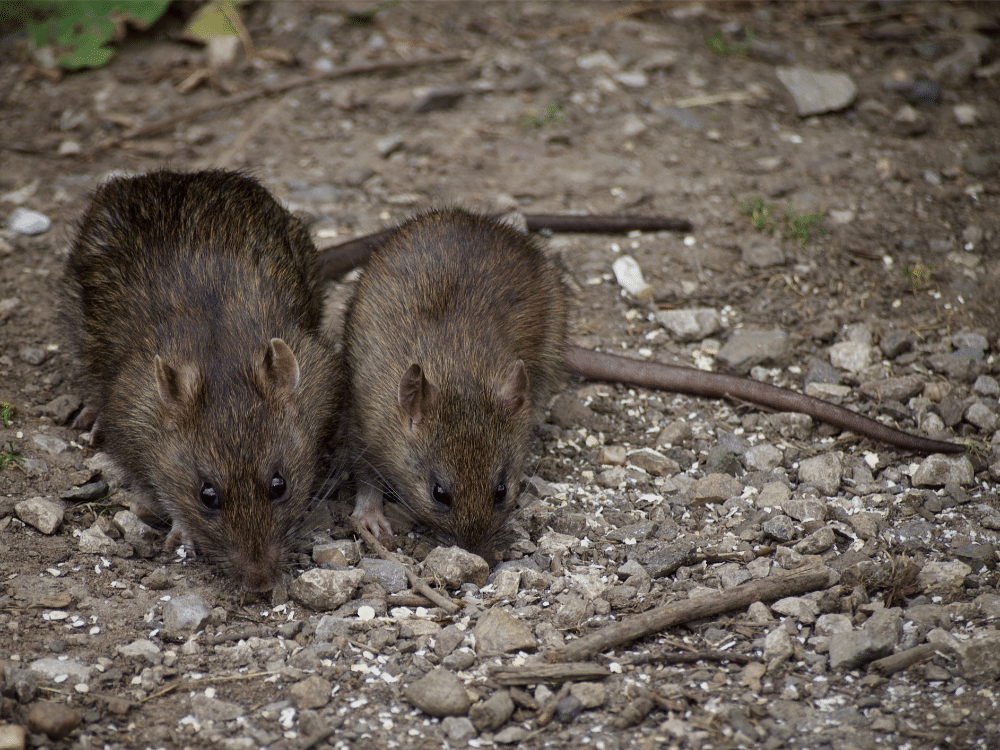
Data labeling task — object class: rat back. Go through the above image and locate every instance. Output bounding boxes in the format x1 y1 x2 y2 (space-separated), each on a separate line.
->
341 209 568 556
64 170 338 591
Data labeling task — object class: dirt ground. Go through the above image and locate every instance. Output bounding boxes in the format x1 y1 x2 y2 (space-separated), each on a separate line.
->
1 2 1000 749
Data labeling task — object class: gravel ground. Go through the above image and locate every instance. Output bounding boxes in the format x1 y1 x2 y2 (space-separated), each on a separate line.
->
1 2 1000 749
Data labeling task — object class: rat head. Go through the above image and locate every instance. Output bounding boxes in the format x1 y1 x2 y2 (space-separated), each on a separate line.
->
150 338 322 592
386 359 533 561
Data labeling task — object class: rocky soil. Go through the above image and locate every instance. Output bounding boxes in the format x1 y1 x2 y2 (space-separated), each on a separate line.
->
1 2 1000 749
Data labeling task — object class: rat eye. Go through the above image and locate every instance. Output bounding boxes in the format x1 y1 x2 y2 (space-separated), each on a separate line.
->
432 482 452 509
200 483 221 511
493 483 507 508
269 472 286 501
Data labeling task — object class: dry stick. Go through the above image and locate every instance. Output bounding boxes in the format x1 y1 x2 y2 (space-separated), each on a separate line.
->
353 525 459 614
489 663 610 686
869 643 940 676
549 567 832 663
86 54 466 154
315 213 693 281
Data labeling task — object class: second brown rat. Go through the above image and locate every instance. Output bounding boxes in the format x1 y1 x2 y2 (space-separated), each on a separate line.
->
63 170 339 592
339 209 962 558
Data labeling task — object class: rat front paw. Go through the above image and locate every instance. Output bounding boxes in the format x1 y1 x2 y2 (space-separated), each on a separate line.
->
351 488 394 546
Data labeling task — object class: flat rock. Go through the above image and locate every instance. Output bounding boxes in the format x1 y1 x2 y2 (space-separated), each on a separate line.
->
7 207 51 235
917 560 971 597
404 668 470 717
858 376 925 402
289 569 365 610
469 689 514 732
26 701 80 741
191 694 244 722
911 454 974 487
474 607 536 654
717 329 789 373
796 453 843 496
29 657 93 684
776 66 857 116
289 675 332 709
423 546 489 589
828 609 901 670
77 524 118 555
15 497 65 534
162 593 211 640
360 557 408 593
655 308 723 342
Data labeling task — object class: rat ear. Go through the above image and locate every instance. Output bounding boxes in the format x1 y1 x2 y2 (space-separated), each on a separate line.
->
154 355 199 425
398 363 439 433
262 338 300 403
497 360 529 415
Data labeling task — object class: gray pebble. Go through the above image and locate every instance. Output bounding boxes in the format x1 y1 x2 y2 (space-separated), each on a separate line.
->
60 480 109 502
412 87 466 113
423 545 489 589
828 609 901 670
162 593 211 640
548 393 592 429
404 668 470 717
289 674 332 709
442 716 477 742
474 607 535 655
912 455 974 487
469 689 514 731
556 694 584 723
775 66 857 117
972 375 1000 398
763 514 796 542
15 496 65 534
955 543 996 572
191 694 244 722
904 79 942 106
917 560 971 596
18 345 48 365
962 153 998 178
794 526 835 555
31 434 69 455
289 568 365 611
360 557 408 593
797 454 843 496
655 308 723 342
494 726 531 744
717 329 789 372
7 207 51 235
964 402 998 432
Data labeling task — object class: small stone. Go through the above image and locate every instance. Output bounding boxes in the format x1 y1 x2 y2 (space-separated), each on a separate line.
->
655 308 723 342
412 87 466 113
19 345 48 365
577 51 619 70
569 681 606 709
549 393 592 429
614 71 648 88
191 695 243 722
494 726 531 744
7 207 51 235
954 104 978 126
742 238 785 268
112 510 159 547
716 329 789 372
360 557 408 593
689 473 741 505
555 694 584 723
15 497 65 534
782 496 827 523
972 376 1000 398
162 593 211 640
29 657 93 684
917 560 971 596
962 153 998 178
763 515 795 542
0 296 20 322
117 639 161 663
628 448 678 476
423 546 489 589
744 444 783 471
289 569 365 610
289 675 332 709
40 394 82 425
775 66 857 117
0 724 26 749
404 668 470 717
964 402 998 432
442 716 477 742
815 613 853 637
621 113 647 137
474 607 535 654
315 538 361 566
828 341 871 373
31 434 69 455
763 627 793 662
957 634 1000 684
755 482 791 510
77 524 118 555
375 135 404 157
26 701 80 741
470 689 514 731
858 376 925 402
641 540 695 578
829 609 902 670
912 454 974 487
794 526 835 555
955 543 996 572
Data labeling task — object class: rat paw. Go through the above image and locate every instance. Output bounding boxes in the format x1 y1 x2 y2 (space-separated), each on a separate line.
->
351 488 395 546
165 523 198 559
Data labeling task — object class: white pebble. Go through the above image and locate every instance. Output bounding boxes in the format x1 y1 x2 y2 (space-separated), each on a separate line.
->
7 207 51 235
612 255 654 302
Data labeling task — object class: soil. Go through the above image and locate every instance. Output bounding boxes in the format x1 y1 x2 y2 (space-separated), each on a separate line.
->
1 2 999 749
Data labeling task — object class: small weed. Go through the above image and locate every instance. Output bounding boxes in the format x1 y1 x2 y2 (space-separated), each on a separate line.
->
739 197 825 245
706 28 753 58
784 208 825 246
522 102 564 128
739 196 776 233
0 401 13 428
0 442 24 471
902 263 936 294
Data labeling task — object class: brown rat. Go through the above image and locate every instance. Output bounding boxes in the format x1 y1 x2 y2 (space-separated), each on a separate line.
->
338 208 962 558
63 170 339 592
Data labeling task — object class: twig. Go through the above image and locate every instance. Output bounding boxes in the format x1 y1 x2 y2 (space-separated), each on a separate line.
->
488 662 610 686
671 91 753 109
316 213 694 282
140 670 280 703
535 683 572 727
549 567 832 662
869 643 941 676
81 54 466 157
626 649 751 666
353 525 459 614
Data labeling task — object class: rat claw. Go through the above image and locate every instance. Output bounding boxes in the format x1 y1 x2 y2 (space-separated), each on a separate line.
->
165 522 197 559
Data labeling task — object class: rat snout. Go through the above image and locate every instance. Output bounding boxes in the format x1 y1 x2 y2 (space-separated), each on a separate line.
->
227 533 284 592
